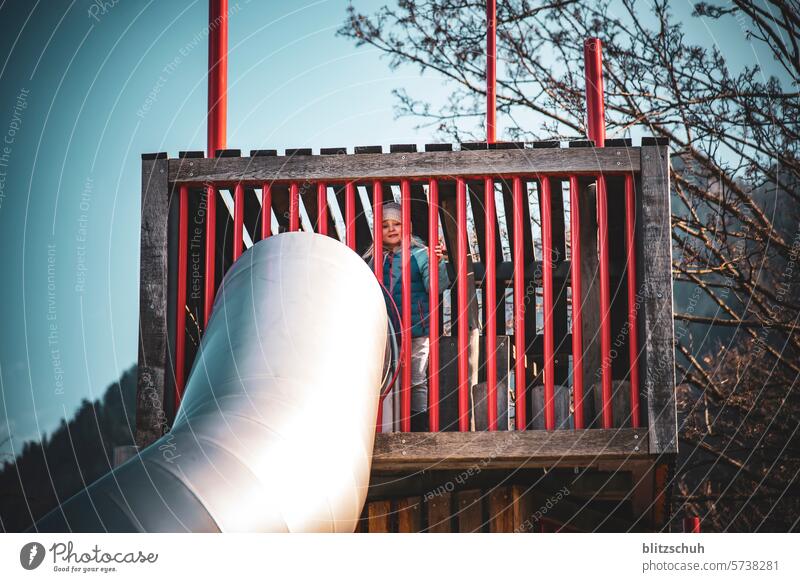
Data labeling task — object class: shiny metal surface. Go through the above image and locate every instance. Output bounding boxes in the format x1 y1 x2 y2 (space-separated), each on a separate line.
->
35 233 388 532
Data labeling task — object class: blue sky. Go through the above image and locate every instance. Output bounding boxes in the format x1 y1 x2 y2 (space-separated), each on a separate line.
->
0 0 788 458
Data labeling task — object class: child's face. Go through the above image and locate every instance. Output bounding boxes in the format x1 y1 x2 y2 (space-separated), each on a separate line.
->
382 218 401 246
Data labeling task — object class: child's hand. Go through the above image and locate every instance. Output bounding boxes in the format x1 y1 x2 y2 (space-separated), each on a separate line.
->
434 241 447 261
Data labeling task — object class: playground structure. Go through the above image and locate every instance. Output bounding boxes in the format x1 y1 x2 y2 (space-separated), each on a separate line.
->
38 0 679 532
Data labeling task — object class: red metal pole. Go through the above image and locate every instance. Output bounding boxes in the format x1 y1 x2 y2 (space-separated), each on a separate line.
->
346 181 356 250
207 0 228 157
261 183 272 239
485 176 498 430
456 178 470 432
584 38 606 148
625 174 641 428
233 182 243 261
175 185 189 408
513 177 526 430
203 183 217 325
486 0 497 143
540 178 555 430
289 182 300 232
401 179 412 432
428 179 441 432
372 181 383 280
373 181 385 432
569 176 585 429
317 182 328 235
597 174 613 429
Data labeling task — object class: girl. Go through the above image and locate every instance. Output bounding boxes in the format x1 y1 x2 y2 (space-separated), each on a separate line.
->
364 202 450 431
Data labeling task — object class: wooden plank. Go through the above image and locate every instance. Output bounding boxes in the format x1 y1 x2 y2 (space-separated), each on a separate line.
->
578 179 601 426
511 484 536 532
367 500 392 533
396 496 422 532
488 486 515 532
548 178 570 385
136 156 171 448
639 146 677 454
170 147 641 183
455 489 484 532
425 492 453 532
372 428 649 471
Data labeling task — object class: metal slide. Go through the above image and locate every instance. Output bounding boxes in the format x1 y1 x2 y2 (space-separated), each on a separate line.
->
35 233 391 532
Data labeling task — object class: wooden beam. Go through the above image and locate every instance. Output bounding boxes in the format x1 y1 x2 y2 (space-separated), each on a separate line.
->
169 148 641 184
639 146 677 454
371 428 650 471
136 156 171 448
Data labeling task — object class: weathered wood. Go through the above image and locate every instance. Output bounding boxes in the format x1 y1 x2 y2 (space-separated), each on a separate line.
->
455 489 484 532
372 428 649 471
488 486 515 532
425 492 453 532
396 496 422 532
639 146 677 454
170 147 641 183
530 383 573 430
472 336 511 430
591 380 632 428
511 485 535 532
367 500 392 533
579 179 602 426
547 178 570 385
136 157 171 448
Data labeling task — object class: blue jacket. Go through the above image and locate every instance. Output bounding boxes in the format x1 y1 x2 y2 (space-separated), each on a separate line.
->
367 236 451 337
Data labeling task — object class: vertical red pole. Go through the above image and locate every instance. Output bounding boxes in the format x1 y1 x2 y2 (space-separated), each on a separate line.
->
540 178 555 430
585 37 612 428
261 183 272 239
207 0 228 157
373 181 384 432
428 179 440 432
456 178 470 432
175 185 189 408
486 0 497 143
569 176 585 429
401 179 412 432
683 516 701 533
289 182 300 232
584 38 606 148
372 181 383 280
203 184 217 326
625 174 641 428
484 176 498 430
346 181 356 250
317 182 328 235
233 182 244 261
512 177 526 430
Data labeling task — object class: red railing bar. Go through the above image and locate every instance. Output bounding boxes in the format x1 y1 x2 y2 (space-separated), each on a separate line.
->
233 182 244 261
289 182 300 232
584 38 606 148
597 174 613 428
486 0 497 143
540 177 555 430
625 174 641 428
456 177 470 432
203 183 217 325
400 179 412 432
428 179 441 432
373 181 384 432
569 176 585 429
484 177 498 430
175 185 189 408
345 181 356 250
261 182 272 239
512 176 526 430
317 182 328 235
683 516 701 533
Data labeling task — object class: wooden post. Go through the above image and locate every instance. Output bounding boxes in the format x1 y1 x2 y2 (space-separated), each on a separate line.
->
639 143 677 454
135 154 172 448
